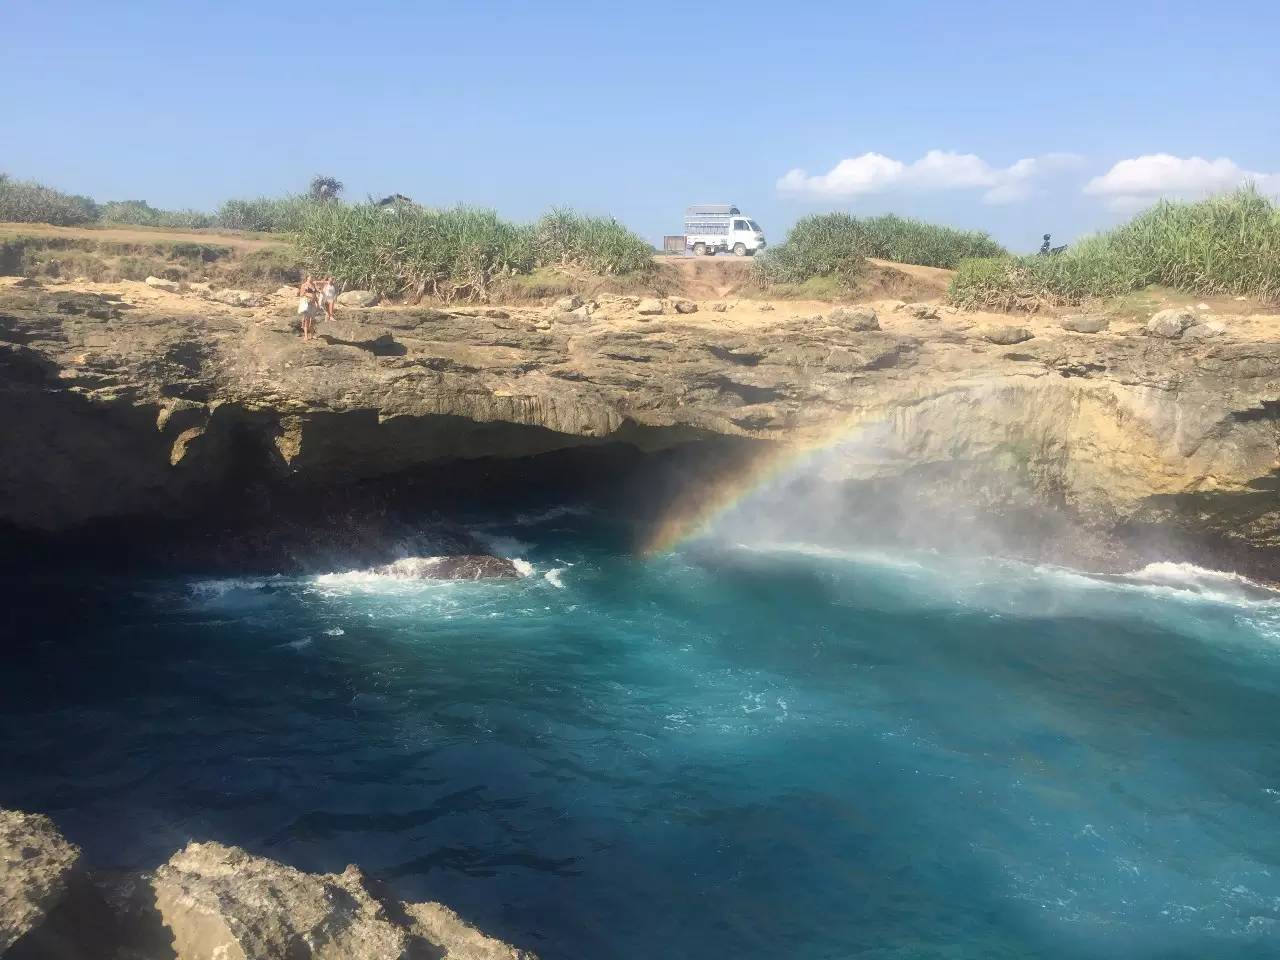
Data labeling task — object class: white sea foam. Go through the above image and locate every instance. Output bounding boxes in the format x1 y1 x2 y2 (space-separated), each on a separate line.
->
722 539 1280 617
544 568 566 589
323 627 345 636
278 636 312 651
1126 562 1272 593
511 559 535 578
311 557 452 593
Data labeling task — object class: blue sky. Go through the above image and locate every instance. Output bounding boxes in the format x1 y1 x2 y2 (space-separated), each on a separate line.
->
5 0 1277 251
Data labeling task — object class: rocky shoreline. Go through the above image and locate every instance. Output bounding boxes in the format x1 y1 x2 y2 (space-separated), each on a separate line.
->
0 808 534 959
1 277 1278 578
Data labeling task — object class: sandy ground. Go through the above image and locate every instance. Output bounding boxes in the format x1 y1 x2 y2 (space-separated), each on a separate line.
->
0 221 281 251
7 271 1277 350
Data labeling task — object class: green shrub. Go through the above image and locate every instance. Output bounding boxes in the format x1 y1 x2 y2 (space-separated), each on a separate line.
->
99 199 215 230
948 187 1280 309
216 195 317 232
755 212 1005 289
296 203 534 301
530 209 655 275
0 174 99 226
296 203 652 302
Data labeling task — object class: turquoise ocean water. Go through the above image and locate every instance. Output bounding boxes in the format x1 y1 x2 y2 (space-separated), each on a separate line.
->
4 507 1280 958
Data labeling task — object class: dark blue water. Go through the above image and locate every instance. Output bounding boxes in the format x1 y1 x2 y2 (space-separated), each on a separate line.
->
4 513 1280 959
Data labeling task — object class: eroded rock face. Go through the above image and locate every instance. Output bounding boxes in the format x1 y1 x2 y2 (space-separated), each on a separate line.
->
0 810 81 954
1 281 1279 573
152 841 533 960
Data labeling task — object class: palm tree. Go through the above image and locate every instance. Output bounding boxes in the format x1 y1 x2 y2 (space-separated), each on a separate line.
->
308 175 344 203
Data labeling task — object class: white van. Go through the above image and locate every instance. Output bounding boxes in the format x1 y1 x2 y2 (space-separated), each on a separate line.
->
683 204 767 256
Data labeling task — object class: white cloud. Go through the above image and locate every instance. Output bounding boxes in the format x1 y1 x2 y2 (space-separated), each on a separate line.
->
777 150 1083 205
1084 154 1280 210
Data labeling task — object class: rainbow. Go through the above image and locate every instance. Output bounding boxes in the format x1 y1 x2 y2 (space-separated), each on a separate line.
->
640 415 877 555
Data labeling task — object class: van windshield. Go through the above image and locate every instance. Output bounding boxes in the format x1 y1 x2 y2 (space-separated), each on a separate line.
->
748 220 762 232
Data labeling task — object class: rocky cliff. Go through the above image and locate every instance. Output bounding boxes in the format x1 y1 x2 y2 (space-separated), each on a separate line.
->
1 278 1277 576
0 808 533 959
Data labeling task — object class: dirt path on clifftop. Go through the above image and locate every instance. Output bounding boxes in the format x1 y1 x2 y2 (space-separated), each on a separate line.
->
653 255 953 302
655 256 757 298
0 221 282 251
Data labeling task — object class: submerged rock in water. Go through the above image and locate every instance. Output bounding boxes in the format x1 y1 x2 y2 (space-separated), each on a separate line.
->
375 555 521 580
0 809 81 954
153 841 534 960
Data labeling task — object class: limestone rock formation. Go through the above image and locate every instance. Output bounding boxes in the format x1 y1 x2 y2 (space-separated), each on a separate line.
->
1183 321 1225 340
143 276 179 292
1060 315 1109 334
337 290 380 307
152 841 533 960
206 288 262 308
1147 307 1197 338
902 302 939 320
636 297 664 316
553 295 582 312
0 810 81 954
980 324 1033 345
2 279 1279 576
0 810 534 960
829 306 880 331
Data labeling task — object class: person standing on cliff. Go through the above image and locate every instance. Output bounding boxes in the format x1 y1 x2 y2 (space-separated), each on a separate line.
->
319 276 338 323
297 275 320 341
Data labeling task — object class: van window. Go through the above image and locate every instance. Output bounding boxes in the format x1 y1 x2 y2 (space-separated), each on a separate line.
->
733 219 749 230
748 220 762 232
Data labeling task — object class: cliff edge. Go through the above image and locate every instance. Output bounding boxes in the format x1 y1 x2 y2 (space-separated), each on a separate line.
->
1 278 1277 573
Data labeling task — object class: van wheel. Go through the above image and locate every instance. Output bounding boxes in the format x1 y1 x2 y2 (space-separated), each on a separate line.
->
733 243 747 256
704 246 716 256
692 242 706 256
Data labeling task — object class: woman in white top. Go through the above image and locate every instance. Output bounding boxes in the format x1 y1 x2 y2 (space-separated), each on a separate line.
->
297 276 319 341
319 276 338 322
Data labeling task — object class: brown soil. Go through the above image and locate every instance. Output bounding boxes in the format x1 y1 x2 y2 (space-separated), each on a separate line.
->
0 221 280 252
861 258 953 300
654 256 757 298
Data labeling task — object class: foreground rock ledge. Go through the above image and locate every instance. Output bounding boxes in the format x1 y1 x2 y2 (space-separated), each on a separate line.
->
0 809 534 960
153 842 532 960
0 810 81 955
